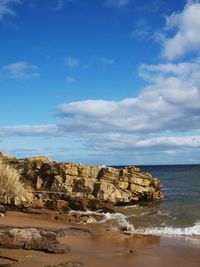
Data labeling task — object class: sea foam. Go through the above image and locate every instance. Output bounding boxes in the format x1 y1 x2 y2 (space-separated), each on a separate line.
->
70 210 134 231
70 210 200 237
134 220 200 236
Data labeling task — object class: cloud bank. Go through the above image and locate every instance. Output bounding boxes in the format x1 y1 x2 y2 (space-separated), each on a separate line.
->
1 0 200 164
1 54 200 162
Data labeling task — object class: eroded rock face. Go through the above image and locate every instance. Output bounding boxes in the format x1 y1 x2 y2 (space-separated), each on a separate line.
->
0 152 164 210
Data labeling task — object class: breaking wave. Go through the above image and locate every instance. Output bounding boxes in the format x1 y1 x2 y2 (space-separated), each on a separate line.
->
70 210 200 237
69 210 134 231
134 221 200 237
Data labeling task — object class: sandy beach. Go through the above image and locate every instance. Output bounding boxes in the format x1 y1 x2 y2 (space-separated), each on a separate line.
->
0 211 199 267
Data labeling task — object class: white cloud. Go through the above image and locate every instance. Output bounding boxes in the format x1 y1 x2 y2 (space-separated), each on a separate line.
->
1 57 200 162
0 125 58 137
54 56 200 162
64 56 79 68
105 0 131 8
139 59 200 81
59 100 117 118
1 1 200 164
135 136 200 148
0 61 41 79
161 0 200 60
57 59 200 135
101 57 115 65
0 0 21 21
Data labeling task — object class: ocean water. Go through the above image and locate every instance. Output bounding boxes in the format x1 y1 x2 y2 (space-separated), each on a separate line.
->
115 164 200 237
79 165 200 237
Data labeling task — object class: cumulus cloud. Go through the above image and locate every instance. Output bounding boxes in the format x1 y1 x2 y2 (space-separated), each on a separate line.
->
0 61 41 79
160 0 200 60
105 0 131 8
1 57 200 162
139 59 200 83
0 0 21 21
53 55 200 162
64 56 79 68
57 59 200 135
1 0 200 164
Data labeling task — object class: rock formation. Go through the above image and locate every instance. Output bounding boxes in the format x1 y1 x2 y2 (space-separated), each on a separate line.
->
0 152 164 210
0 226 70 253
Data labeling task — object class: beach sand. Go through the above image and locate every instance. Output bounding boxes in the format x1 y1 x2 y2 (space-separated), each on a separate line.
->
0 211 200 267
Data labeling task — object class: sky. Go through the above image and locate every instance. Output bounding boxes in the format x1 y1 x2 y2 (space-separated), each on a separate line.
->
0 0 200 165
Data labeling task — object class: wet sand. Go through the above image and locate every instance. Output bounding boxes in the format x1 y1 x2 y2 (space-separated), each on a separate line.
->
0 211 200 267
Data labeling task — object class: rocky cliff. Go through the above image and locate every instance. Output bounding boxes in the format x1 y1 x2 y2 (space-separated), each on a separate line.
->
0 152 164 210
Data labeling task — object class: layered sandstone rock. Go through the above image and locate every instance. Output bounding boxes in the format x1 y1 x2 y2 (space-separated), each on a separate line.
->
0 152 164 210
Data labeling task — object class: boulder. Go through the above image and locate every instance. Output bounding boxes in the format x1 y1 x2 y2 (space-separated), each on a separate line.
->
0 227 69 253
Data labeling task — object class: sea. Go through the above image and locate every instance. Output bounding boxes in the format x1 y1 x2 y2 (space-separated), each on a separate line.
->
114 164 200 237
82 164 200 238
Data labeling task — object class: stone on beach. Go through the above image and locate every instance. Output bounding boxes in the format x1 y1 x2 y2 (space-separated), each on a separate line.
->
0 227 70 254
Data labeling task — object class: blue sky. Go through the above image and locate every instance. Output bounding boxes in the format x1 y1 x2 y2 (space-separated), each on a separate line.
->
0 0 200 165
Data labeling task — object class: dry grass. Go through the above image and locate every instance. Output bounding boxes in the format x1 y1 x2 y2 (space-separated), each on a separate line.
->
0 163 33 204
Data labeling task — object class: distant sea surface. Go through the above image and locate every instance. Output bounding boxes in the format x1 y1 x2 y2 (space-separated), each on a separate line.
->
115 164 200 236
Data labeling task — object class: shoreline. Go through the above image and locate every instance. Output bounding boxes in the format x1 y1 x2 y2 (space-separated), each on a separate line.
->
0 210 199 267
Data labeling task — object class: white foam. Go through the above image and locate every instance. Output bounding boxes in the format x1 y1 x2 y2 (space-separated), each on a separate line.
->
97 212 134 231
86 217 97 223
134 221 200 237
124 205 138 209
69 210 134 230
70 210 200 237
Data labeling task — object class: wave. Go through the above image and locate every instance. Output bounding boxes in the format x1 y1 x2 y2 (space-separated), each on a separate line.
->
69 210 134 231
134 221 200 236
70 210 200 237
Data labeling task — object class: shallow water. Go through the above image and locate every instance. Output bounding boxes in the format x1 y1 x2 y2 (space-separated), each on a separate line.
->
69 165 200 238
115 164 200 236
